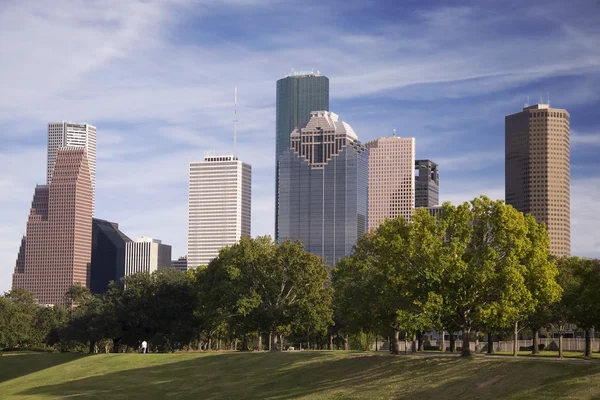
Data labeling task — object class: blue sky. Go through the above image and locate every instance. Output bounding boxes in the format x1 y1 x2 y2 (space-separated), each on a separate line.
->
1 0 599 293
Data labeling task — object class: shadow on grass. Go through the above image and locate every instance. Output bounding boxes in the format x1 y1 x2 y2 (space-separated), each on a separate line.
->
13 352 600 399
0 352 86 384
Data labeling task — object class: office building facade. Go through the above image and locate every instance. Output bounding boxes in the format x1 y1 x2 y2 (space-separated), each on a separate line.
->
90 218 132 294
505 104 571 257
365 137 415 229
47 122 97 212
12 148 93 306
415 160 440 208
170 256 188 272
275 72 329 239
125 237 172 276
188 156 251 268
278 111 368 266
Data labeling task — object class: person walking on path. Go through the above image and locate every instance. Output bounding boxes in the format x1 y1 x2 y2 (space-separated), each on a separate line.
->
142 340 148 354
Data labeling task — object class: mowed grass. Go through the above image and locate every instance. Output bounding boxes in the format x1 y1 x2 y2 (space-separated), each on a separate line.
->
1 351 600 399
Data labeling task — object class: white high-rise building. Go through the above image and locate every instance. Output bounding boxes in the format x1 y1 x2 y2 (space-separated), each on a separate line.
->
188 155 251 269
125 237 172 276
47 122 97 211
365 136 416 230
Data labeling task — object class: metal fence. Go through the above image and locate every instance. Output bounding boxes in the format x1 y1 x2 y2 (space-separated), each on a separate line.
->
374 338 598 353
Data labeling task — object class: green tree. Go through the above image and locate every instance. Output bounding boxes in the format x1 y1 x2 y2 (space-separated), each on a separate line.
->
438 197 560 356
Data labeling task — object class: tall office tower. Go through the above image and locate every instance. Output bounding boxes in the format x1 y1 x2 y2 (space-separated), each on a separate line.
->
12 148 93 306
90 218 132 294
188 155 251 268
505 103 571 257
275 72 329 239
125 237 172 276
366 137 415 229
415 160 440 207
47 122 97 212
278 111 368 266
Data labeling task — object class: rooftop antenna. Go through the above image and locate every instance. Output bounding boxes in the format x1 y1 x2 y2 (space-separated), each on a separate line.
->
547 92 551 106
393 128 397 137
233 86 238 157
525 96 529 108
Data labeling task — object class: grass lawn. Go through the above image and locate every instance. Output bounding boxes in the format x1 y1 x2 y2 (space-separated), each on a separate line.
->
1 351 600 399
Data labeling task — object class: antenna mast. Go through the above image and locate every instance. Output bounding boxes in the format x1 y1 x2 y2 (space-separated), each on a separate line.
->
233 86 238 157
393 128 397 137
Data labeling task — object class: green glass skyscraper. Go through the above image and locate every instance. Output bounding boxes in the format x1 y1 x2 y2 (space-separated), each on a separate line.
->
275 72 329 239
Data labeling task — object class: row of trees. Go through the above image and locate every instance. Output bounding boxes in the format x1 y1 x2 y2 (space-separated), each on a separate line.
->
1 196 599 357
333 197 600 357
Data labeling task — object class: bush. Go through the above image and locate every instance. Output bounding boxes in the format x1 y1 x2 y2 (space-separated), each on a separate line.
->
349 331 374 351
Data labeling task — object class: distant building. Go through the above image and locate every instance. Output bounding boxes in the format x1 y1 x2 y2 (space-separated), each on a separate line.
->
275 72 329 240
90 218 132 294
125 237 172 275
424 205 443 218
47 122 97 212
12 148 93 306
365 136 415 229
188 155 251 268
415 160 439 208
278 111 368 266
170 256 188 272
505 103 571 257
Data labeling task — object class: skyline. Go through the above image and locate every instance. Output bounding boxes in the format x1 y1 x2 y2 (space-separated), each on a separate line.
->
1 0 600 292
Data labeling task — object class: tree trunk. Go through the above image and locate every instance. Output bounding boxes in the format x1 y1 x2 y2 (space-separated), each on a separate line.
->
418 332 424 352
585 329 592 358
241 335 249 351
474 331 479 353
217 337 221 351
450 334 456 352
391 329 400 354
461 328 471 357
270 329 277 351
440 330 445 352
344 335 349 351
208 338 212 351
258 333 263 351
234 339 238 351
513 321 519 357
112 338 120 354
329 334 333 350
411 333 417 353
487 332 494 354
89 340 96 354
532 330 539 355
559 333 564 359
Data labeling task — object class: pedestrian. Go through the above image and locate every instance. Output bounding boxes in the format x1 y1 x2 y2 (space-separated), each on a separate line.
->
142 340 148 354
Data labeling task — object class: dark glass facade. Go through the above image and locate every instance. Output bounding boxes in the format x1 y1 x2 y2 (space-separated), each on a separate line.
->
415 160 439 207
90 218 131 294
278 112 368 266
275 74 329 239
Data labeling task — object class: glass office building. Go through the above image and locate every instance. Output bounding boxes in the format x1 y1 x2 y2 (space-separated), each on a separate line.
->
278 111 368 266
275 72 329 239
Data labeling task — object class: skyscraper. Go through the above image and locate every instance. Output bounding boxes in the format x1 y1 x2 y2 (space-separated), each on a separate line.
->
275 72 329 239
47 122 97 212
366 137 415 229
505 103 571 257
90 218 132 294
12 147 93 306
415 160 440 208
125 237 172 276
278 111 368 266
188 155 251 268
